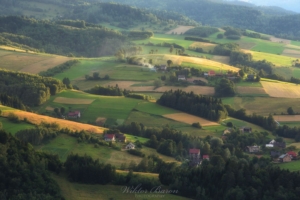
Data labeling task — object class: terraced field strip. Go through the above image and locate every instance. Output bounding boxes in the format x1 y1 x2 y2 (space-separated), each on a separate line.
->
236 86 267 95
165 25 194 34
212 55 230 64
269 36 291 45
282 49 300 58
156 86 215 95
274 115 300 122
261 81 300 98
163 113 219 126
20 56 72 74
1 110 105 133
53 97 95 104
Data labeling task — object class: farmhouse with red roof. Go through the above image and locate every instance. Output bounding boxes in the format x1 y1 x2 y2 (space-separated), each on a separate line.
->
208 70 216 76
104 134 115 142
203 155 210 161
68 111 81 119
287 151 297 159
189 148 201 166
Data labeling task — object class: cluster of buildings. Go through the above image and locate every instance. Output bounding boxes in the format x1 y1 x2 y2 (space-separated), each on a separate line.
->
104 133 135 150
189 148 209 166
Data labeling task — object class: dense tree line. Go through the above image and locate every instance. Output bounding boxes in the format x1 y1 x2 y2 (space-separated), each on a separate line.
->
0 69 65 106
39 60 80 77
159 157 300 199
275 125 300 141
0 93 27 110
64 153 116 184
157 90 228 122
184 26 219 37
85 85 129 96
0 129 64 199
225 105 277 131
215 78 236 97
0 16 126 57
15 127 58 145
127 31 153 40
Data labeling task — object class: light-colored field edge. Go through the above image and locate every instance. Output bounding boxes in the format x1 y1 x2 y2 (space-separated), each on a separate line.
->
163 113 220 126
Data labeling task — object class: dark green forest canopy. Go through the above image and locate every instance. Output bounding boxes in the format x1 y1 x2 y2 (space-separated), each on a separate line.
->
65 3 198 28
0 129 64 199
0 16 126 57
97 0 300 40
0 69 65 106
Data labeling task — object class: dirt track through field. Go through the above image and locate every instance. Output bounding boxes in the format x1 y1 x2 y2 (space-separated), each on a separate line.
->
163 113 219 126
53 97 95 104
273 115 300 122
236 86 267 95
166 26 194 34
261 81 300 98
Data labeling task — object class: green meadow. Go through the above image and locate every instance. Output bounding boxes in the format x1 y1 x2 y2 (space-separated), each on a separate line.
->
0 117 35 135
250 51 294 66
222 118 271 133
222 96 300 116
276 160 300 172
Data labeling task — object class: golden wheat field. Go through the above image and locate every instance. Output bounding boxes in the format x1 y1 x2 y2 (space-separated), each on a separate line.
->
1 110 105 133
261 81 300 98
273 115 300 122
163 113 220 126
236 86 267 95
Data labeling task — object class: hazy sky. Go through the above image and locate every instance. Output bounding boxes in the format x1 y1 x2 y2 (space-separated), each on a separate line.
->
234 0 300 13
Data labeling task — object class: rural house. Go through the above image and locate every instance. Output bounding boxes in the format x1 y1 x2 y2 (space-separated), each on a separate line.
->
239 126 252 133
246 145 260 153
287 151 297 160
203 155 210 161
273 142 286 148
178 75 186 81
67 111 81 119
208 70 216 76
223 128 232 135
189 148 201 166
104 134 115 142
279 154 292 163
126 143 135 150
160 65 167 71
270 151 281 158
115 133 126 143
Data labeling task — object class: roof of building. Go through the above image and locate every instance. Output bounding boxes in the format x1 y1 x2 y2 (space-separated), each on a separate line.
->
127 142 135 146
279 154 289 159
178 75 186 78
189 148 200 154
203 155 209 159
208 70 215 74
287 151 297 157
68 111 80 116
104 134 115 139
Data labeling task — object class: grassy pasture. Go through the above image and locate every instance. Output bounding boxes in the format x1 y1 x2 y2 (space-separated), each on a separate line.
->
291 41 300 46
279 122 300 127
0 117 35 135
276 160 300 172
135 102 179 115
52 174 189 200
222 97 300 116
222 118 270 133
245 50 294 67
235 81 262 87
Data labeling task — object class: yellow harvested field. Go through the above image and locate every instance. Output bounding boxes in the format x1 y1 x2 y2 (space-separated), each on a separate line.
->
0 45 35 53
45 106 54 111
165 25 194 34
53 97 95 104
20 56 72 74
261 81 300 98
163 113 219 126
161 55 239 72
269 36 290 44
2 110 105 133
236 86 267 94
190 42 216 48
273 115 300 122
282 49 300 58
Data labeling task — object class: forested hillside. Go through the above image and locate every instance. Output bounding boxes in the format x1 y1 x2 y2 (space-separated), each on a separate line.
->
66 3 198 29
97 0 300 40
0 69 65 106
0 16 125 57
0 129 64 199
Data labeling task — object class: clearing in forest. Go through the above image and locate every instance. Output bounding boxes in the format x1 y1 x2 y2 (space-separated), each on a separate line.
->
163 113 219 126
166 25 194 34
53 97 95 104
